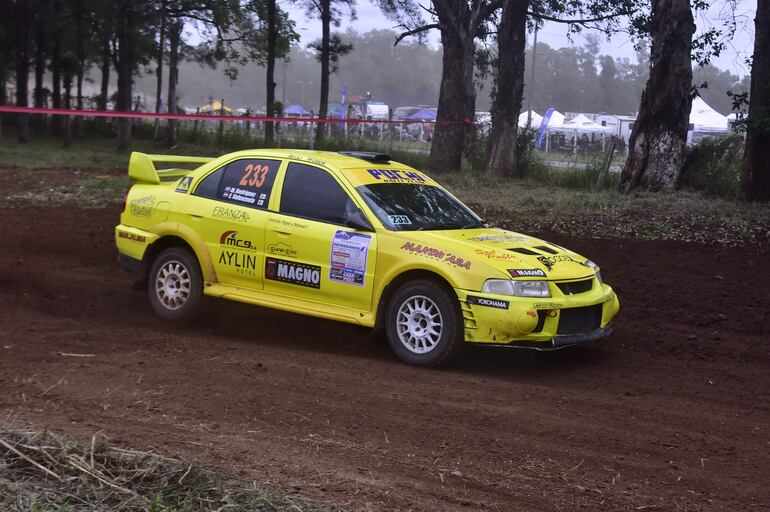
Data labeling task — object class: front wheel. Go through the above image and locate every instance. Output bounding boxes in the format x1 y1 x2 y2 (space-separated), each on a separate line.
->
385 280 464 367
148 247 202 322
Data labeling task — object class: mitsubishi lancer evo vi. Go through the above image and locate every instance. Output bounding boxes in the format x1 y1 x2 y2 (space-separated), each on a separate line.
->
115 150 619 367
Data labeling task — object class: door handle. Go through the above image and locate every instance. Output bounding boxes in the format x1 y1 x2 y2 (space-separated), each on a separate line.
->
271 226 293 236
188 211 203 219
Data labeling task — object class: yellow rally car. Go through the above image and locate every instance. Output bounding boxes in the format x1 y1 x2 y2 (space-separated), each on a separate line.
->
116 150 619 367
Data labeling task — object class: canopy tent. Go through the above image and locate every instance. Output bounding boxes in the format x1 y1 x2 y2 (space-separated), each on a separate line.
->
551 113 614 134
541 109 565 128
406 108 437 121
518 111 543 129
198 100 233 114
689 97 728 132
284 104 310 116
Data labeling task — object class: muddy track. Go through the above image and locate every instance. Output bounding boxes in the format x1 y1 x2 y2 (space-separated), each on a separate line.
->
1 169 769 511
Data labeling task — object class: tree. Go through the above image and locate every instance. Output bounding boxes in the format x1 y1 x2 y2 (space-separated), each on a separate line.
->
265 0 277 144
620 0 695 192
165 19 183 146
486 0 641 177
740 0 770 201
154 0 167 139
379 0 501 172
14 0 33 143
300 0 354 145
308 31 352 142
486 0 528 177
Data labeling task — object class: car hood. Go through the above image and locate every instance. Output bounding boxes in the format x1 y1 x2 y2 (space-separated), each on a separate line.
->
408 227 596 280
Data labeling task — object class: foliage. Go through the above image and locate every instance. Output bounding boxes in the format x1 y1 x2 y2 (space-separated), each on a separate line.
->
307 33 353 73
681 134 743 198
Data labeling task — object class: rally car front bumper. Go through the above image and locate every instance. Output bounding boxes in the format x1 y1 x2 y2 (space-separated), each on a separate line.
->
456 276 620 349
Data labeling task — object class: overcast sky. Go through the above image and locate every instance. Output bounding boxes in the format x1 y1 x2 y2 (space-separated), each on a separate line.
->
282 0 757 77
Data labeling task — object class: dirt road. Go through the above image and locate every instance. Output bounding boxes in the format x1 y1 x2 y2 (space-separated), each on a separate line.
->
1 168 768 511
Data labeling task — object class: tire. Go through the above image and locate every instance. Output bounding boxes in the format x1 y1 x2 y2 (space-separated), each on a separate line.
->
148 247 202 322
385 279 465 367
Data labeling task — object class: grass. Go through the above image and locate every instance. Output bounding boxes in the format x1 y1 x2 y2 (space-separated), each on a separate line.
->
2 130 768 246
435 171 770 246
0 426 337 512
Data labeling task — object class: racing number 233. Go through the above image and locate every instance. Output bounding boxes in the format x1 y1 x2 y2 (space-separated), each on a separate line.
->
239 164 270 188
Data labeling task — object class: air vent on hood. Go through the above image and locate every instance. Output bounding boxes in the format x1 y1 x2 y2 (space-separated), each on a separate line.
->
508 247 540 256
534 245 559 255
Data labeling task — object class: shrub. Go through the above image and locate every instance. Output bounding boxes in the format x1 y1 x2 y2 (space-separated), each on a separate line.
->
680 135 743 198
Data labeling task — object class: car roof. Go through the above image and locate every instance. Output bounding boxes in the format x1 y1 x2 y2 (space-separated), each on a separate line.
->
210 148 412 176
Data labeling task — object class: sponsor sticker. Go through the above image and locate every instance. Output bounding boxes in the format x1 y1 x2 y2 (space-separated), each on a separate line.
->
366 169 429 183
175 176 192 193
537 254 577 269
474 248 519 261
128 195 154 217
467 296 509 310
400 241 471 270
218 250 257 276
219 231 256 251
388 214 412 225
212 206 250 223
329 230 372 286
265 257 321 289
508 268 547 278
533 302 562 310
267 242 298 258
468 233 526 243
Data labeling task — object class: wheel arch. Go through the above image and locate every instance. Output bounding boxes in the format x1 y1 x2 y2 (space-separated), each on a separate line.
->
138 235 212 289
374 268 457 330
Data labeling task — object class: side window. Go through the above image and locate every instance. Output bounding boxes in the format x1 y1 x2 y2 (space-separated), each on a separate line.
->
195 158 279 209
193 167 224 199
280 162 353 225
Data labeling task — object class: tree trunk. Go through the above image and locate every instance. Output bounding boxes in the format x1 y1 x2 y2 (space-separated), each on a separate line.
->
99 38 110 110
428 4 477 173
14 0 32 143
165 20 182 147
0 74 5 139
51 0 62 135
115 2 134 152
740 0 770 201
154 0 166 139
619 0 695 193
486 0 528 177
74 0 85 137
314 0 331 146
33 4 47 130
265 0 277 145
63 69 72 147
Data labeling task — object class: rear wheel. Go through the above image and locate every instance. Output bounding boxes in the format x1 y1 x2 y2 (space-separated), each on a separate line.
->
148 247 202 322
385 279 464 367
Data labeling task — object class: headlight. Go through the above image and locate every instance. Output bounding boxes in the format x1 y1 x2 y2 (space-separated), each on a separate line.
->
584 260 603 284
482 279 551 297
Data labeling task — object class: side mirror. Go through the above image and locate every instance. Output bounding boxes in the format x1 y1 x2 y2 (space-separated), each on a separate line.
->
345 211 375 232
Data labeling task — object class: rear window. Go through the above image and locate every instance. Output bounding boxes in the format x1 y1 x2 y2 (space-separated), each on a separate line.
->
195 158 279 209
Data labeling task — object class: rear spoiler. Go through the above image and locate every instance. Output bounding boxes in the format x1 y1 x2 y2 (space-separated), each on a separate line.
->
128 152 214 184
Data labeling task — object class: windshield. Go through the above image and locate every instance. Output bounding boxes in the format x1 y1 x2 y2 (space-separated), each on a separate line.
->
356 183 485 231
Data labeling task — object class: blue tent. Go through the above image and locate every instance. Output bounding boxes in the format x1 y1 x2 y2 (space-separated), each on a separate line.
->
284 104 310 116
406 108 437 121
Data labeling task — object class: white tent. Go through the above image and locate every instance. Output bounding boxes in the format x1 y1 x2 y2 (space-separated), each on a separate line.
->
544 110 565 128
552 113 613 134
689 97 728 132
518 111 543 129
